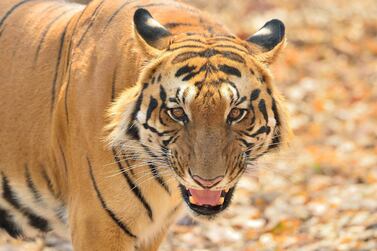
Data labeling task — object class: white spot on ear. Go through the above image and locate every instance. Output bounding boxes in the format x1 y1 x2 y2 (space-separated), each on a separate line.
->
253 27 272 37
146 17 165 29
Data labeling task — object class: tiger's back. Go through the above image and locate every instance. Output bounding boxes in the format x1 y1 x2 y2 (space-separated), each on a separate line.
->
0 0 84 239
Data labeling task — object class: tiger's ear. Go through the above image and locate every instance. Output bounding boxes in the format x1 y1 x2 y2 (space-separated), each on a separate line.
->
247 19 286 64
133 8 171 56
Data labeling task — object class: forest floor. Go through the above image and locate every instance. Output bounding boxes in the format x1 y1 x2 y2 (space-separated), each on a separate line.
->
1 0 376 250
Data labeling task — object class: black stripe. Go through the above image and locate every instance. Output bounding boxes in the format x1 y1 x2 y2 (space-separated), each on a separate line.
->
126 124 140 141
126 83 148 140
182 64 217 82
259 75 267 84
173 38 206 44
169 204 181 216
24 165 43 204
169 44 205 51
63 5 89 125
175 65 196 78
54 204 67 224
87 157 137 238
237 137 254 148
221 51 245 64
58 143 68 174
213 44 249 54
146 97 158 122
228 81 240 101
258 99 268 123
0 207 23 238
218 64 241 77
51 23 69 114
170 134 180 144
111 65 118 102
168 97 179 104
268 128 281 150
141 145 171 194
235 96 247 106
250 125 271 138
148 164 171 194
131 83 147 121
164 22 194 29
271 97 281 126
104 0 138 30
142 123 175 137
77 1 104 47
268 97 281 150
162 133 176 147
159 86 168 126
172 48 245 64
208 36 236 42
0 0 33 35
250 89 261 101
159 85 167 102
112 149 153 221
41 167 57 197
2 173 50 232
34 9 72 64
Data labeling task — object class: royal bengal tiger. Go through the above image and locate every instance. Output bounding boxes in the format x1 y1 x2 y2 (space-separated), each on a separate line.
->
0 0 291 250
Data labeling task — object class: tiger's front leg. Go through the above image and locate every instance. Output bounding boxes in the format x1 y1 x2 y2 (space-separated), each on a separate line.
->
136 228 169 251
69 196 138 251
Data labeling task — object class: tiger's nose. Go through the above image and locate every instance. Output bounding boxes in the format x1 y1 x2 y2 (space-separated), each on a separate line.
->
191 175 224 188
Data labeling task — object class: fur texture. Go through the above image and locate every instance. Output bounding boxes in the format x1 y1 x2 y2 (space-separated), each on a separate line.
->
0 0 291 250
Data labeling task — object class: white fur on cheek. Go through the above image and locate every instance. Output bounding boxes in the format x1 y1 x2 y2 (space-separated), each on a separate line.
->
136 111 146 123
268 117 276 127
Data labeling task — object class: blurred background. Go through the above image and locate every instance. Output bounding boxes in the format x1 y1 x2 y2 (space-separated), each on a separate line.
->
1 0 376 250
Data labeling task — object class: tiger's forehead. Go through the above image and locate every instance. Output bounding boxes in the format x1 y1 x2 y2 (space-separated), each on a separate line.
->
158 52 264 107
168 34 250 54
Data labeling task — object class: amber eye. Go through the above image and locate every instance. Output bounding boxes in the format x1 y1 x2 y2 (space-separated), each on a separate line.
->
228 108 247 124
167 107 188 123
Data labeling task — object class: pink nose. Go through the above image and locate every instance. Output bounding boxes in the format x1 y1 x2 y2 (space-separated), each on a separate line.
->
192 175 224 188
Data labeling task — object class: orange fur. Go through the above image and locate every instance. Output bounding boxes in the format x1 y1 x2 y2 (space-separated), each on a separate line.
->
0 0 291 250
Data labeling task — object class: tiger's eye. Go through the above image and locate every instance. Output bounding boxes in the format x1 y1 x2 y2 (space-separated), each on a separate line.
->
227 108 247 124
229 108 242 120
171 108 185 118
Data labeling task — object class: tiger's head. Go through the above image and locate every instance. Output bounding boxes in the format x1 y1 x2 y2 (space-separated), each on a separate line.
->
107 9 291 219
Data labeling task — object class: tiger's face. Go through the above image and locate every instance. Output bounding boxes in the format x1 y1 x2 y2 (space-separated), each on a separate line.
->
107 9 290 219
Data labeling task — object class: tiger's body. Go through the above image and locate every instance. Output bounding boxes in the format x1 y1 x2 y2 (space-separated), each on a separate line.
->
0 0 290 250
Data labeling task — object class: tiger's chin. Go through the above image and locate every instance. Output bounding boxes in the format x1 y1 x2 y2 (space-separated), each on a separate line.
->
179 184 236 219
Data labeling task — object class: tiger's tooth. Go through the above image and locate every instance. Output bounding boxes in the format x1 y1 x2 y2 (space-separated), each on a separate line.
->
189 196 196 204
219 197 225 204
225 188 229 193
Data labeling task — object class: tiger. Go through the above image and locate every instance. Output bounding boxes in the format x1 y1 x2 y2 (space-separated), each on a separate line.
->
0 0 291 250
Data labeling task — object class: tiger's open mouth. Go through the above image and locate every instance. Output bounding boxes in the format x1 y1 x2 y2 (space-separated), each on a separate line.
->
179 185 235 216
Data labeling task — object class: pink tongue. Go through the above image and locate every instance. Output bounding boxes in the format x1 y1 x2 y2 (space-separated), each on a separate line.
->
188 188 222 206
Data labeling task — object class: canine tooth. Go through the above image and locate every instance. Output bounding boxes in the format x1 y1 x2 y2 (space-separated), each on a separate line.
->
219 197 225 204
225 188 229 193
189 196 196 204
